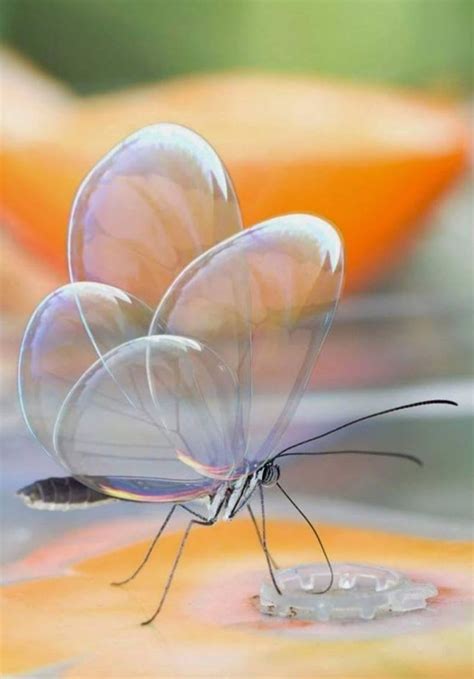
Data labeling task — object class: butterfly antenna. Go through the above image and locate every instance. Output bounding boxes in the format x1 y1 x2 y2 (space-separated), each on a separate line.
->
248 503 279 570
277 449 423 465
257 485 282 595
141 516 212 626
272 399 457 460
111 505 176 586
276 481 334 594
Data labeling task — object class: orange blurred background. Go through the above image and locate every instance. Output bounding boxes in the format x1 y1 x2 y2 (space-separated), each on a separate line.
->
2 0 472 532
1 5 472 677
1 0 472 528
0 50 470 311
1 0 472 314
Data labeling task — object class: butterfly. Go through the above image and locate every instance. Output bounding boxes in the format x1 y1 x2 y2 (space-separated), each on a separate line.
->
17 123 455 624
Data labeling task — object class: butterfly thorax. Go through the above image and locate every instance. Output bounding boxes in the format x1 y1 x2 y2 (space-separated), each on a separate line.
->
200 462 280 523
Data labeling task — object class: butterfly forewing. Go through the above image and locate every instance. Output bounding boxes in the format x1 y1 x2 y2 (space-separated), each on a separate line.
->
68 124 242 307
150 230 252 473
151 215 343 471
243 216 343 464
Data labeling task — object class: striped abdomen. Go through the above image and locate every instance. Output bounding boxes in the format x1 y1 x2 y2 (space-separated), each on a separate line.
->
17 476 116 511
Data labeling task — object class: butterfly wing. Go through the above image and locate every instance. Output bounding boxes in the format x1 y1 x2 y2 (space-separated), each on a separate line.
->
20 123 245 494
20 125 341 498
149 227 252 473
18 282 152 455
68 123 242 307
151 214 343 470
53 335 242 502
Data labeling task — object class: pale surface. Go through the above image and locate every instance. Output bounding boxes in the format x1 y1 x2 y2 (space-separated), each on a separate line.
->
1 518 472 679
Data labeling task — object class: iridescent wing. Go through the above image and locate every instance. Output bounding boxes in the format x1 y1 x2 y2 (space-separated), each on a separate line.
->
18 282 152 455
149 227 252 474
68 123 242 307
53 336 242 502
151 214 343 471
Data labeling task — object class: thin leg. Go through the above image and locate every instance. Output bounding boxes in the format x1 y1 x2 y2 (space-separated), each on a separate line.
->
258 484 282 595
180 504 209 521
141 517 211 626
111 505 176 586
247 504 279 570
276 481 334 594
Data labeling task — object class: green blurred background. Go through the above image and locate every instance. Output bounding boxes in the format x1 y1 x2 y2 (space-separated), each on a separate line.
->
2 0 472 93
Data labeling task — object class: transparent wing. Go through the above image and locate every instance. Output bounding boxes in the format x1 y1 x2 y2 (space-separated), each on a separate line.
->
68 123 242 307
151 215 343 470
149 228 252 473
18 282 151 455
53 336 241 502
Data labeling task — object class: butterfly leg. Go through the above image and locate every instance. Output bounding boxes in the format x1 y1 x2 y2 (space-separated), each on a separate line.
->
180 504 209 521
141 517 213 626
111 505 176 586
256 485 282 595
247 504 279 570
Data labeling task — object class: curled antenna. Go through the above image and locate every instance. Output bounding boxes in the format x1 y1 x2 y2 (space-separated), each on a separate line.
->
272 399 457 460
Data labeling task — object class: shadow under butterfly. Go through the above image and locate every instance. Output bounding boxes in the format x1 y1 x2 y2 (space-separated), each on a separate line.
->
17 123 456 625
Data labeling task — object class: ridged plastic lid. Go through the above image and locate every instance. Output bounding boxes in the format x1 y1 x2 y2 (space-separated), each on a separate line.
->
260 562 437 622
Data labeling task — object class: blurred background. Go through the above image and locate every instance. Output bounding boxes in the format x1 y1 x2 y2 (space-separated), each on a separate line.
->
0 0 472 565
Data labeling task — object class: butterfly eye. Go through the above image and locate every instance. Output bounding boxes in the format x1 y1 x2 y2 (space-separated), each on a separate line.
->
261 464 280 487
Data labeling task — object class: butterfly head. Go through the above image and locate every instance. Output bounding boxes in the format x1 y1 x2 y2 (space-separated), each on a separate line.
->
260 462 280 488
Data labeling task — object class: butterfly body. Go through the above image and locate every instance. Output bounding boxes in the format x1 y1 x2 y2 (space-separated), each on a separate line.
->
200 462 281 523
17 462 280 522
17 476 117 510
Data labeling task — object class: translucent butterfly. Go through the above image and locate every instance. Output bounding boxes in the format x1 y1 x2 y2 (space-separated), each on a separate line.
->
17 124 454 624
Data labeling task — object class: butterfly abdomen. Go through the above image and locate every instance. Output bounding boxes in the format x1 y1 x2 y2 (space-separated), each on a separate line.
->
17 476 116 511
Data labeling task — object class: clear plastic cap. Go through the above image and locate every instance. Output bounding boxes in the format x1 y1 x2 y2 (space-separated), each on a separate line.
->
260 562 437 622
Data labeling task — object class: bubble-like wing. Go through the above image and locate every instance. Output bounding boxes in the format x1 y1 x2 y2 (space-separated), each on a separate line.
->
149 227 252 473
18 282 151 455
151 215 343 470
53 336 240 502
68 124 242 307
